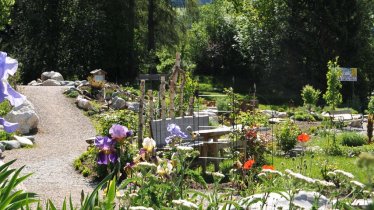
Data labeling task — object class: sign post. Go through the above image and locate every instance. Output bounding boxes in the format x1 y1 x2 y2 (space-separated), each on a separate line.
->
339 67 358 109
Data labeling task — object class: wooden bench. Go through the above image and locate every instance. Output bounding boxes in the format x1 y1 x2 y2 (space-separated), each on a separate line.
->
326 110 363 130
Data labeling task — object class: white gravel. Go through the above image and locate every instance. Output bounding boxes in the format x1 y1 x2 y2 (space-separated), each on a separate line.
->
4 86 96 207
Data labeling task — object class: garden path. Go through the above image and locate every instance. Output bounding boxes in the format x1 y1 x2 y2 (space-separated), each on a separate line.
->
4 86 96 207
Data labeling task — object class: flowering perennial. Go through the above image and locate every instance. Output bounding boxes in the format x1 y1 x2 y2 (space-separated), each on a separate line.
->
0 52 26 133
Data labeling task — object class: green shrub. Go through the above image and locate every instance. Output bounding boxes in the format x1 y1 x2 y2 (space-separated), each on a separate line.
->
0 130 13 141
301 85 321 111
368 96 374 114
276 120 300 153
294 112 315 121
0 101 11 116
66 90 79 98
94 109 138 136
339 132 367 147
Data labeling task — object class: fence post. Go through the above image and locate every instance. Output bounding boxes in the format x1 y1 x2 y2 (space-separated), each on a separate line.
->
138 80 145 148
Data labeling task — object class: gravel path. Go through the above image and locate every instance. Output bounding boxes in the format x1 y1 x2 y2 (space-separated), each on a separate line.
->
4 86 96 207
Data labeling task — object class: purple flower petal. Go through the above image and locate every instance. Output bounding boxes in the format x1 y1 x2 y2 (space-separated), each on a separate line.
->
0 52 26 107
97 152 109 165
0 117 18 133
109 124 128 140
108 153 118 163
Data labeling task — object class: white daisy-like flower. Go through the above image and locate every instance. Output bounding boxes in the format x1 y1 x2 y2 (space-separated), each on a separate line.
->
334 170 355 179
350 180 366 189
176 146 194 151
129 206 154 210
135 162 157 169
172 199 198 209
142 137 156 152
315 179 335 188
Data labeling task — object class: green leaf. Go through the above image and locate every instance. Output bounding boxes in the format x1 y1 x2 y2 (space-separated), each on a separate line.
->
104 177 116 209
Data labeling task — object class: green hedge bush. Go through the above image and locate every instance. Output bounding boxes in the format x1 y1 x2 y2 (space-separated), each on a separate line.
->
339 132 367 147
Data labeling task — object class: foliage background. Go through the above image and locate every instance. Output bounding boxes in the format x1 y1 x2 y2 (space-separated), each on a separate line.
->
0 0 373 106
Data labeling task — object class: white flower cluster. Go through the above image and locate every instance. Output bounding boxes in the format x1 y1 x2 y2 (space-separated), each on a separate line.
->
135 162 157 169
129 206 154 210
350 180 366 189
333 170 355 179
176 146 194 151
285 169 315 184
172 199 199 209
315 179 335 188
262 169 283 176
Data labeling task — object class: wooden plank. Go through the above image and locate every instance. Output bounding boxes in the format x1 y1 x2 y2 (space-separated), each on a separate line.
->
137 74 167 81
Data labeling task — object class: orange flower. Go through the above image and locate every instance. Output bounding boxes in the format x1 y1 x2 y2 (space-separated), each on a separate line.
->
243 159 255 170
297 133 310 143
262 165 275 170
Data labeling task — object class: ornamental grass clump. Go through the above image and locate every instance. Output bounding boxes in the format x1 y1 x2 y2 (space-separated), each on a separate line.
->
339 132 367 147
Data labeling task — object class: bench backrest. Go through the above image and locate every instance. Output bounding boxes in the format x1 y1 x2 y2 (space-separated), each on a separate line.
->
330 110 352 115
151 115 210 147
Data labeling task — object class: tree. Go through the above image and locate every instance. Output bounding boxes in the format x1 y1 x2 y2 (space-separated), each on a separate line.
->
0 0 15 30
323 58 342 110
301 85 321 111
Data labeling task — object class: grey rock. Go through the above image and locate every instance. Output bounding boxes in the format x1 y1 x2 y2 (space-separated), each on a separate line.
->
60 81 75 86
237 191 330 210
75 96 93 111
125 101 140 112
41 71 64 81
14 135 33 146
37 78 42 83
2 140 21 150
28 80 41 86
0 142 5 151
5 99 39 134
277 111 288 118
111 96 126 110
42 79 61 86
64 87 79 94
22 135 35 142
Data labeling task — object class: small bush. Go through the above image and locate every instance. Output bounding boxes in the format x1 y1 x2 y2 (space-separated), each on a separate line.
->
339 132 367 147
66 90 79 98
294 112 315 121
0 101 11 116
0 130 13 141
276 120 300 153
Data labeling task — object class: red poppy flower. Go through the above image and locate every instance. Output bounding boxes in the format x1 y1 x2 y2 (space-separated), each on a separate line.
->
243 159 255 170
297 133 310 143
262 165 275 170
245 130 257 140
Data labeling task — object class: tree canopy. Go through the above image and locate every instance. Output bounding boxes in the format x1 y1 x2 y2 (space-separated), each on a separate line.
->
0 0 373 105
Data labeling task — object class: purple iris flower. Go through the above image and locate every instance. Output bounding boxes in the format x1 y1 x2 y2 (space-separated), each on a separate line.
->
0 117 18 133
109 124 131 141
0 52 26 133
94 136 118 165
167 123 187 138
0 52 26 107
165 124 188 144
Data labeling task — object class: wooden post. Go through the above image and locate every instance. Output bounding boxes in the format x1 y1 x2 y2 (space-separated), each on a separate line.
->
179 73 186 117
148 90 154 134
138 80 145 149
169 71 178 119
188 96 194 116
160 76 166 120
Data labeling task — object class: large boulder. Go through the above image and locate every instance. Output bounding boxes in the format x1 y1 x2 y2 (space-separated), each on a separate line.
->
42 79 61 86
237 191 330 210
5 99 39 134
41 71 64 81
76 96 93 111
125 101 140 112
28 80 41 86
111 96 126 110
